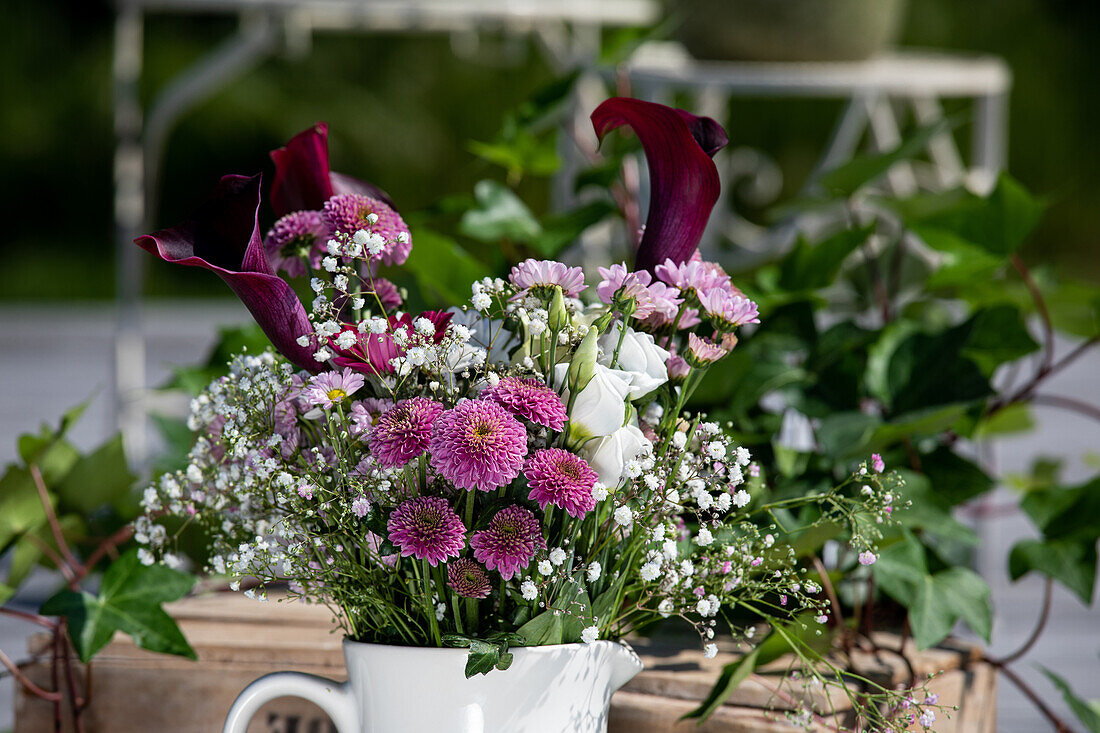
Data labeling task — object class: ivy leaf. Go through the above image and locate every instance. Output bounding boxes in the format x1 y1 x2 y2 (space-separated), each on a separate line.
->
1041 667 1100 733
1009 538 1097 605
529 201 616 258
778 226 874 292
54 434 136 515
40 550 196 662
458 180 542 243
909 567 992 649
914 173 1044 256
403 226 492 307
463 639 502 677
873 529 928 606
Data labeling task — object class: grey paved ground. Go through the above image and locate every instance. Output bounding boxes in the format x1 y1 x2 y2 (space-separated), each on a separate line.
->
1 302 1098 731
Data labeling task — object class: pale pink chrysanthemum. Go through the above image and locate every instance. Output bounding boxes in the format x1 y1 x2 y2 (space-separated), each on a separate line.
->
697 288 760 330
264 210 325 278
429 399 528 491
524 448 598 518
469 504 545 580
447 558 491 599
370 397 445 468
686 333 728 366
596 263 656 320
304 368 365 409
639 281 683 327
509 259 587 297
654 254 738 302
481 376 567 431
386 496 466 566
348 397 394 437
322 193 412 266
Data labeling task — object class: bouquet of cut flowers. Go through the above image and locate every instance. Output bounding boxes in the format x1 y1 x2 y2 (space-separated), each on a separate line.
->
136 98 934 728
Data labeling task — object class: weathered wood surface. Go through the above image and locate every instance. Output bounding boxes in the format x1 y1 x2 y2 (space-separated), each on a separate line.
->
14 592 996 732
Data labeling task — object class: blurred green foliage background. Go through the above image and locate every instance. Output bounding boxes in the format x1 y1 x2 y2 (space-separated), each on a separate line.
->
1 0 1096 299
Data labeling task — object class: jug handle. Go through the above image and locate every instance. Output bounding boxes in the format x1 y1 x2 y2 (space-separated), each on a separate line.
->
223 672 357 733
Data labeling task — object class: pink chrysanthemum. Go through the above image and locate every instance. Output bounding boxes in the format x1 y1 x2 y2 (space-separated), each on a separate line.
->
639 281 683 328
304 368 365 409
524 448 598 518
264 210 325 278
386 496 466 566
370 397 445 468
429 400 528 491
686 333 728 366
447 558 491 599
469 504 545 580
666 353 691 381
322 193 412 266
509 259 587 297
481 377 567 431
348 397 394 437
654 255 738 301
697 289 760 330
596 263 656 319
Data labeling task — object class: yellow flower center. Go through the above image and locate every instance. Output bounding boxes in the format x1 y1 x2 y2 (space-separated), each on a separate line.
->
326 388 348 402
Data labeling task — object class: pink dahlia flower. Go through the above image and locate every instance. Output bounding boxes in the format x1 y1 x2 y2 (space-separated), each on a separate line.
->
469 504 545 580
509 259 587 297
447 558 491 599
481 376 567 431
524 448 598 518
429 399 528 491
322 193 412 266
264 210 325 277
386 496 466 566
697 289 760 330
370 397 446 468
596 263 656 320
304 368 365 409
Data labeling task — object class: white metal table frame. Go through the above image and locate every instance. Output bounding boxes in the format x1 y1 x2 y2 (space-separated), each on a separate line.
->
110 0 658 462
621 48 1013 254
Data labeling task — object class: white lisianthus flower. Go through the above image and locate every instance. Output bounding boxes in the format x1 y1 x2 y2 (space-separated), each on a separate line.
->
597 324 670 399
581 424 652 487
554 363 632 439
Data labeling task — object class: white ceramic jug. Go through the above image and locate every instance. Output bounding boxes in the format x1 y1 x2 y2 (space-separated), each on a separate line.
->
223 638 643 733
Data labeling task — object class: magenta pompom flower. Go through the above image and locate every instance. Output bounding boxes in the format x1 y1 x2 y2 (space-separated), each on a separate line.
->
370 397 445 468
429 399 528 491
447 558 492 599
322 193 412 266
481 376 567 431
509 258 587 297
524 448 599 518
304 368 365 409
264 210 325 277
469 504 545 580
386 496 466 566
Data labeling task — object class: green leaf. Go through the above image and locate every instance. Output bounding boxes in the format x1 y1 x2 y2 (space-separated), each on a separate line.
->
866 404 970 453
815 411 881 459
873 529 929 606
915 226 1006 290
885 324 992 414
778 226 874 292
910 567 992 649
54 434 136 515
403 227 492 307
1026 476 1100 544
915 173 1045 256
516 609 563 646
467 131 560 180
961 305 1040 376
1009 538 1096 605
0 466 49 549
458 180 542 243
1041 667 1100 733
463 639 502 677
974 402 1035 438
40 550 196 662
0 581 14 605
818 119 953 197
894 470 979 546
921 447 995 507
18 432 79 486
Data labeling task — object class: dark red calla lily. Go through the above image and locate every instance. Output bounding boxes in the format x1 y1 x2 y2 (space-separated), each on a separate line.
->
591 98 728 274
134 174 321 373
269 123 395 217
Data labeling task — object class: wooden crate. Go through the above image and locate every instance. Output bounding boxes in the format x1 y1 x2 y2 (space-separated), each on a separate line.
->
14 593 995 732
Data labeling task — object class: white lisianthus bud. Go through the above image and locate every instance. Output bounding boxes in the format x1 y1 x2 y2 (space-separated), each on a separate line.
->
567 325 601 393
548 286 570 331
555 363 632 440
